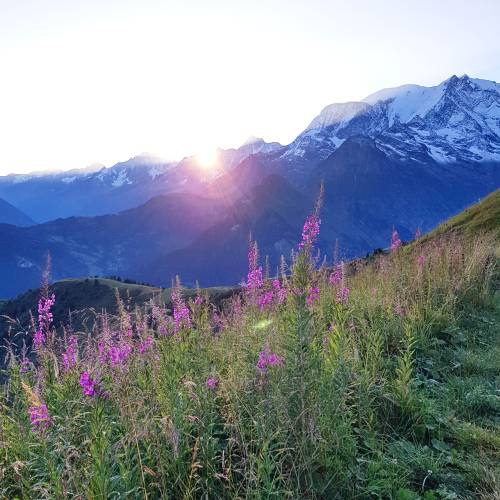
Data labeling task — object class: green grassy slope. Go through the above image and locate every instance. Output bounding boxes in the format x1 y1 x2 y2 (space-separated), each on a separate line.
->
1 192 499 497
423 189 500 240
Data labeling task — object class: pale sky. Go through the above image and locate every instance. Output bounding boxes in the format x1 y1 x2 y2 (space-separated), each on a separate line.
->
1 0 499 174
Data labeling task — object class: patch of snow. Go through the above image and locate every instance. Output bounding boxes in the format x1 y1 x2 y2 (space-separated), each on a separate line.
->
470 78 500 93
304 101 371 131
363 84 423 105
148 165 166 179
61 176 77 184
383 83 445 126
11 175 34 184
468 146 500 161
426 144 452 163
111 170 132 187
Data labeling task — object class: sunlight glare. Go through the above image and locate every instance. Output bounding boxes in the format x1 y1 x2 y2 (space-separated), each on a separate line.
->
196 149 219 169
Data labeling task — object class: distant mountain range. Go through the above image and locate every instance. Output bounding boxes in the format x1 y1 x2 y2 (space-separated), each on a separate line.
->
0 74 499 297
0 198 34 226
0 139 282 222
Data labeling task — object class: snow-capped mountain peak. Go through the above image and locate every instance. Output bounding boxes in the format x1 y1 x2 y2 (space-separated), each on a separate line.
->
363 81 446 125
304 101 371 132
285 74 500 165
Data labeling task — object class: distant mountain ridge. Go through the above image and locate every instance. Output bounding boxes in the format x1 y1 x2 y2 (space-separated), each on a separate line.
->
0 139 282 222
0 198 34 226
0 74 499 297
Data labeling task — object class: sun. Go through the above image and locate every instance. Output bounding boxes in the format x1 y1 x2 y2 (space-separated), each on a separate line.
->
196 149 219 169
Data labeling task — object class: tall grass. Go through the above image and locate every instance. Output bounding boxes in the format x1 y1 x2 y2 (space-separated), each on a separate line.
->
0 223 498 498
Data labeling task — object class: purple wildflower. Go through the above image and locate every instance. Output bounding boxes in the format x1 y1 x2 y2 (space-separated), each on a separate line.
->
29 403 51 432
336 287 350 305
80 371 97 397
152 303 172 336
415 227 422 239
34 293 55 349
258 291 274 310
171 285 192 333
329 262 343 285
206 377 218 390
390 229 402 252
62 335 78 371
257 345 284 373
107 342 132 366
298 214 321 251
306 286 320 307
97 341 108 364
212 311 224 332
138 335 154 354
272 279 287 304
246 242 263 291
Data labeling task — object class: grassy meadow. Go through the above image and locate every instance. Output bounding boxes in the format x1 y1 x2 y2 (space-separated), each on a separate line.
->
1 194 499 499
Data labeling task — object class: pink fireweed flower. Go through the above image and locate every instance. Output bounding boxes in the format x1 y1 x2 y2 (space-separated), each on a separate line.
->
152 303 172 336
390 229 402 252
206 377 218 390
336 287 350 305
108 342 133 366
246 267 264 291
329 263 343 286
298 214 321 251
257 345 284 373
272 279 287 304
248 240 259 271
34 293 56 349
138 335 154 354
193 295 204 306
151 302 165 323
80 371 97 397
62 335 78 371
246 242 263 291
306 286 320 307
212 311 224 332
97 341 108 364
258 290 274 310
415 227 422 239
171 285 192 333
98 337 133 367
29 403 51 432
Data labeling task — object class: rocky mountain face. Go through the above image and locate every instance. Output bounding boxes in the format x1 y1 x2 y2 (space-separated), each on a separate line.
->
0 74 499 297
